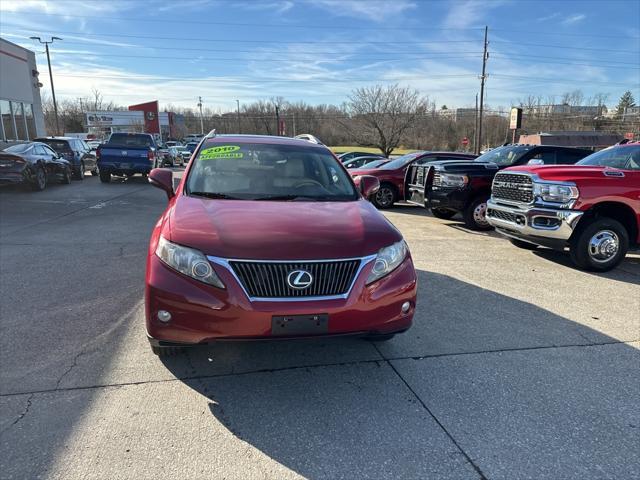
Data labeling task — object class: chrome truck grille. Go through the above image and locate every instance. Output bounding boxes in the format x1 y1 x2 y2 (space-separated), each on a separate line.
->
230 259 361 299
492 173 533 203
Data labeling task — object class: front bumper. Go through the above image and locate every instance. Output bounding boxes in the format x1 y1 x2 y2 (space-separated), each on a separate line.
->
145 254 417 345
427 186 469 211
486 199 584 247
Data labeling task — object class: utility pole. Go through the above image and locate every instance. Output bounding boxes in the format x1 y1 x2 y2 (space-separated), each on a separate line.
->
292 112 297 137
30 36 62 135
197 96 204 135
476 26 489 155
473 93 479 153
275 105 280 135
235 99 240 133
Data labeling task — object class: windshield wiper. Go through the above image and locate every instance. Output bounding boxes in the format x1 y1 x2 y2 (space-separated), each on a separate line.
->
189 191 242 200
253 195 318 201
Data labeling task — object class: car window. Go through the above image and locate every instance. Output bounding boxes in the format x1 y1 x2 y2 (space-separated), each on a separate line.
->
37 139 72 152
379 152 424 170
577 145 640 170
530 150 557 164
187 142 358 201
43 145 57 156
4 143 32 154
108 134 154 148
474 145 534 166
32 145 45 155
555 150 590 164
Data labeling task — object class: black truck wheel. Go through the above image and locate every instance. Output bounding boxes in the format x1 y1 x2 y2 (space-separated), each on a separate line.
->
99 171 111 183
569 217 628 272
60 167 72 184
431 208 457 220
509 238 539 250
463 196 492 230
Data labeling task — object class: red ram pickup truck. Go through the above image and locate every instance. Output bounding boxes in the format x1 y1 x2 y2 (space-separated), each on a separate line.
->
486 142 640 271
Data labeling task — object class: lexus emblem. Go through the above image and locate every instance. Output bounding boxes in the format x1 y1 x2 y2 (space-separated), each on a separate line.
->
287 270 313 289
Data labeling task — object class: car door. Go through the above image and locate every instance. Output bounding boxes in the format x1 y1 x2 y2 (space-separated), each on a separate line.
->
34 144 56 177
78 140 96 170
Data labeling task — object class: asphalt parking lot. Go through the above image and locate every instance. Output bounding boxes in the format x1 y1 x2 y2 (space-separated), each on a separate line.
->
1 173 639 480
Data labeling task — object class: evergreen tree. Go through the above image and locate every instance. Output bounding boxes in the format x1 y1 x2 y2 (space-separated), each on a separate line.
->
616 91 636 116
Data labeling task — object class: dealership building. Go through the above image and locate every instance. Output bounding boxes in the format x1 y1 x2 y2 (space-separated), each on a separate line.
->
0 37 46 142
85 101 186 141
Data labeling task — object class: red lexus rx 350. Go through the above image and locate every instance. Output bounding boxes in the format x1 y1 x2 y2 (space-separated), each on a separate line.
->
145 134 417 356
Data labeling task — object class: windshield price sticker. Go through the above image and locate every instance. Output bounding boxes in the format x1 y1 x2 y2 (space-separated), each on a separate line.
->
200 145 243 159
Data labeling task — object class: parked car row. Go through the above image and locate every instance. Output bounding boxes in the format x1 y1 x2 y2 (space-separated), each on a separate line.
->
0 142 71 190
352 141 637 272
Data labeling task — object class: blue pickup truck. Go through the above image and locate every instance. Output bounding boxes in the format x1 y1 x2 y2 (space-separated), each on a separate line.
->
96 133 159 183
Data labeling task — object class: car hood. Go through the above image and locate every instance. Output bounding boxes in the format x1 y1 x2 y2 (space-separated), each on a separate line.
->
168 195 401 260
429 159 500 173
505 164 620 181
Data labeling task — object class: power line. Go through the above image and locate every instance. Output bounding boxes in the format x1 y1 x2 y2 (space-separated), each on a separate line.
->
43 50 640 70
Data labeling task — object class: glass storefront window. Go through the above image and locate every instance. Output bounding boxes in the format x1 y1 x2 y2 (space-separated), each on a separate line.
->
13 102 28 140
0 99 16 141
23 103 36 140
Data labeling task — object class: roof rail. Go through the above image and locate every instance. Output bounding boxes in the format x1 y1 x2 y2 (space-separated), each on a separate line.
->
205 129 217 139
294 134 323 145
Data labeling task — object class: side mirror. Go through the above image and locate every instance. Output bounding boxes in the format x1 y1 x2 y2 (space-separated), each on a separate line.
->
358 175 380 198
528 159 544 165
149 168 174 199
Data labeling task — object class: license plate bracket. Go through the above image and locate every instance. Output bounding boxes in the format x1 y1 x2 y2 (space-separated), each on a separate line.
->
271 314 329 336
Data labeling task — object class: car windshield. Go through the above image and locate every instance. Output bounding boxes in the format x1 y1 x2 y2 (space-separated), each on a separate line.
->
37 140 71 152
107 134 153 147
186 142 358 201
378 152 423 170
360 159 387 169
576 145 640 170
4 144 31 154
473 145 534 166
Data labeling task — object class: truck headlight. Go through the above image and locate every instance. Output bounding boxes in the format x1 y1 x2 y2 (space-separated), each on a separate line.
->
533 182 579 203
439 173 468 187
366 240 408 284
156 236 225 288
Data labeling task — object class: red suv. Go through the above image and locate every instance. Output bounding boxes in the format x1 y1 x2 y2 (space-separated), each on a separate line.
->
145 135 417 356
351 151 477 208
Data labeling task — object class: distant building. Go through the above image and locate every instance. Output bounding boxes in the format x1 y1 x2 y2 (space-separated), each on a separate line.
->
0 37 46 141
524 104 605 117
518 131 622 148
85 108 185 140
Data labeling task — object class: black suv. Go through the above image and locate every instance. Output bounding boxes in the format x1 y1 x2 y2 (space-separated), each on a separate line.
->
405 144 593 230
35 137 98 180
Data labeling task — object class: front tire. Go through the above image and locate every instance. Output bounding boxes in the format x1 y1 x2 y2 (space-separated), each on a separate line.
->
74 162 85 180
32 166 47 191
463 196 492 231
99 171 111 183
569 217 628 272
372 184 397 209
60 167 72 184
431 208 457 220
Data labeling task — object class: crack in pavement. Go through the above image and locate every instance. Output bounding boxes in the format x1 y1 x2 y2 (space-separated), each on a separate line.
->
371 340 488 480
54 349 88 390
1 339 637 399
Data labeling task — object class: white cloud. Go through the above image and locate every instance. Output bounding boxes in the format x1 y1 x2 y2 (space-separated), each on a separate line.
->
442 0 505 29
309 0 416 21
561 14 586 25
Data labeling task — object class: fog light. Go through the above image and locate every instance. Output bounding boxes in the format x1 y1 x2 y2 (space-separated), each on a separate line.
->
401 301 411 314
157 310 172 323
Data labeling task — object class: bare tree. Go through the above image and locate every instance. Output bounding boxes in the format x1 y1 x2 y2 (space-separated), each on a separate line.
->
343 84 428 156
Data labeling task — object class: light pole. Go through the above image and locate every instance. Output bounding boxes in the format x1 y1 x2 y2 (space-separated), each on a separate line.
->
197 96 204 135
235 99 240 133
30 36 62 135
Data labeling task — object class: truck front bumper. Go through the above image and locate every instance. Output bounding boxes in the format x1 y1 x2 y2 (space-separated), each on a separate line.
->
486 200 583 248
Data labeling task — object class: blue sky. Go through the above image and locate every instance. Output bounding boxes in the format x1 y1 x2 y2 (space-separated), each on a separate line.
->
1 0 639 112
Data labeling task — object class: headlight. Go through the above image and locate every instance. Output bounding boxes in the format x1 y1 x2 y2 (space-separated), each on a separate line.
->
155 236 225 288
366 240 408 284
438 173 468 187
533 182 579 203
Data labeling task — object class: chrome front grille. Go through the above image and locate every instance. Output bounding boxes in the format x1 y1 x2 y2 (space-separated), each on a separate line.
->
492 173 533 203
229 260 361 299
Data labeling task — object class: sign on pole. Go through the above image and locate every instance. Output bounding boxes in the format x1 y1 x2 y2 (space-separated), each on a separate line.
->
462 137 469 146
509 107 522 130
